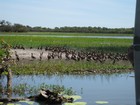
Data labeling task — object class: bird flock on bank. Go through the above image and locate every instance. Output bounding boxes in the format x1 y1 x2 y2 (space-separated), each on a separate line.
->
12 45 129 64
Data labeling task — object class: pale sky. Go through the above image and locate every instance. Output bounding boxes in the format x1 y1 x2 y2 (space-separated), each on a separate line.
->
0 0 136 28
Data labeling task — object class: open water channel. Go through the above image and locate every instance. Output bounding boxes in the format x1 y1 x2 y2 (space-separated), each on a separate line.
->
1 72 135 105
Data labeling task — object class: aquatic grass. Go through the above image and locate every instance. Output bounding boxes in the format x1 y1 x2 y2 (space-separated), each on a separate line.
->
11 60 132 75
12 83 75 97
64 95 82 101
0 83 75 97
0 35 132 53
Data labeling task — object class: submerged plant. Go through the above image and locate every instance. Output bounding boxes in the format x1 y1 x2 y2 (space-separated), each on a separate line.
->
12 83 76 97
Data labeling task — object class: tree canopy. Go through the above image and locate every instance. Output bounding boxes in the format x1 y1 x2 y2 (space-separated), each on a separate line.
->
0 20 134 34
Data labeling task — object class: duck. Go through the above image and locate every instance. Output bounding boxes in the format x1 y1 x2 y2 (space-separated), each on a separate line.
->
15 51 20 61
31 53 36 59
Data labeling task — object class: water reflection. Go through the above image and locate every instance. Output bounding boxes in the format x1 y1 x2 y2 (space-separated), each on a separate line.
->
0 72 135 105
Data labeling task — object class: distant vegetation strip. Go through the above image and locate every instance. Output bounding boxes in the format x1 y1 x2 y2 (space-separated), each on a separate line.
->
0 20 134 34
0 32 133 36
0 35 132 53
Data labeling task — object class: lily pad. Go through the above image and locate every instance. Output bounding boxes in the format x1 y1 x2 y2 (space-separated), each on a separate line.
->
64 102 87 105
7 103 15 105
19 101 34 105
64 95 82 101
64 103 74 105
0 102 3 105
95 101 109 104
8 103 21 105
74 102 87 105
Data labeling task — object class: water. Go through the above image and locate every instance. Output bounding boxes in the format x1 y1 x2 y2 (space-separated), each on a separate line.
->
0 34 133 39
1 72 135 105
41 35 133 39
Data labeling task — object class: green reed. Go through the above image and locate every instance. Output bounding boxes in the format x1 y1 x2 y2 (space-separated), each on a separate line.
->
0 83 75 97
0 35 132 53
11 60 132 75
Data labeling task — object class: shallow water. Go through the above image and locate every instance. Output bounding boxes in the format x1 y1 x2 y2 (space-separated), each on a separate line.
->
0 34 133 39
42 35 133 39
1 72 135 105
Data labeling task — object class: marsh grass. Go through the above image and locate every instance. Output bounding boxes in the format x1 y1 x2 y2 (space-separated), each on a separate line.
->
0 83 75 97
0 35 132 53
11 60 132 75
0 34 133 75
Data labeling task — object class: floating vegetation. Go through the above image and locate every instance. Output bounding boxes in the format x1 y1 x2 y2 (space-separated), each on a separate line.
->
64 102 87 105
63 95 86 105
6 101 36 105
0 83 76 98
7 104 22 105
73 102 87 105
13 83 75 96
95 101 109 104
63 95 82 101
0 102 3 105
18 101 34 105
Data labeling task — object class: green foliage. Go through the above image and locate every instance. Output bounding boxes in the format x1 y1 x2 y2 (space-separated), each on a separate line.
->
12 83 75 97
0 102 3 105
0 35 132 53
0 20 134 34
18 101 34 105
0 39 11 59
0 49 5 62
0 39 12 75
64 102 87 105
11 60 132 75
64 95 82 101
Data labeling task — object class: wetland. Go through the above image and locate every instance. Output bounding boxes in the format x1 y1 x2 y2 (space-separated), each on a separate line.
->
0 32 134 105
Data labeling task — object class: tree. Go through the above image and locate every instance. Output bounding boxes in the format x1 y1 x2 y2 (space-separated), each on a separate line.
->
13 24 28 32
0 40 13 100
0 20 12 32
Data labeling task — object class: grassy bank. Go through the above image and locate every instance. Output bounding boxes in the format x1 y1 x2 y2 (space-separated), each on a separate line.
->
11 60 133 75
0 33 133 75
0 35 132 53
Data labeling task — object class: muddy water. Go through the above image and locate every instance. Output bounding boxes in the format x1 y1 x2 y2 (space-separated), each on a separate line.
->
1 72 135 105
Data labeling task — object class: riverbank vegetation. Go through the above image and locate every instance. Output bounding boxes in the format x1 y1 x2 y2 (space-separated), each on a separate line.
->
0 35 133 75
0 20 134 34
11 60 132 75
0 35 132 53
0 83 75 97
0 20 134 104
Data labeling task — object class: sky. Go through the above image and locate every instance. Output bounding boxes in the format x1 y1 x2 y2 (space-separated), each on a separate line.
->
0 0 136 28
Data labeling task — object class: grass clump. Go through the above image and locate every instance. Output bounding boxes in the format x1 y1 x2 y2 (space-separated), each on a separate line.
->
11 60 132 75
0 83 75 97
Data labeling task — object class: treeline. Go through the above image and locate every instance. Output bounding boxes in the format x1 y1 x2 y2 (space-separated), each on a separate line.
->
0 20 134 34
